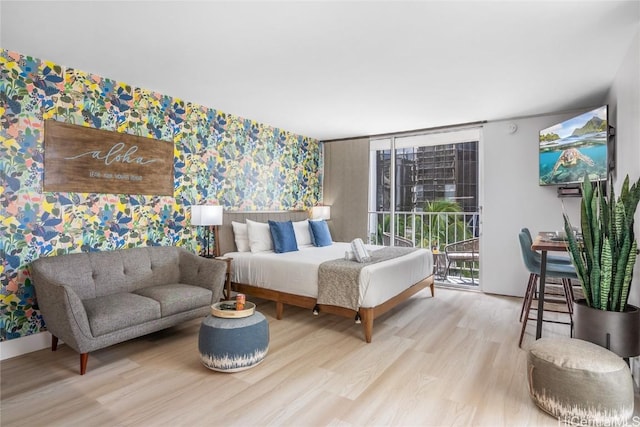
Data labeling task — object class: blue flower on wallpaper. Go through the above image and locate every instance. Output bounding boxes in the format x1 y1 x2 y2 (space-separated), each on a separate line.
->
213 113 227 134
34 239 54 257
32 76 60 97
82 108 102 128
100 79 116 99
31 224 58 242
111 85 132 112
109 211 132 237
160 205 171 223
32 64 63 96
205 109 216 123
57 193 78 206
167 209 185 234
5 250 22 270
18 127 39 154
98 205 114 224
28 210 62 241
128 195 148 206
169 100 185 126
160 95 171 112
1 170 21 193
1 91 22 117
277 132 287 148
18 56 38 79
241 162 258 181
40 95 54 114
146 117 164 140
201 157 216 171
16 204 37 227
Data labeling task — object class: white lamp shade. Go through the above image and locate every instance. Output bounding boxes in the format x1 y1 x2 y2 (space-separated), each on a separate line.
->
191 205 223 226
311 206 331 220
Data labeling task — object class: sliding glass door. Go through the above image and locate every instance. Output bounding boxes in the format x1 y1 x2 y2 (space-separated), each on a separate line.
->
368 128 481 285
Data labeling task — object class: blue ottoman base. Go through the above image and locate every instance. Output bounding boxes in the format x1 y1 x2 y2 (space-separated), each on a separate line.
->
198 311 269 372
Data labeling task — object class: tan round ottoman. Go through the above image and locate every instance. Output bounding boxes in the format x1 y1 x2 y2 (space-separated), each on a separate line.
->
527 338 634 426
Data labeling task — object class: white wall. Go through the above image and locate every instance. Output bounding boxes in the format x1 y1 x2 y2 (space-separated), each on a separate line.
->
482 27 640 300
606 28 640 308
481 113 585 297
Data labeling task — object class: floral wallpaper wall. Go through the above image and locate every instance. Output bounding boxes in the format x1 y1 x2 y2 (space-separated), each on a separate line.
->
0 49 323 341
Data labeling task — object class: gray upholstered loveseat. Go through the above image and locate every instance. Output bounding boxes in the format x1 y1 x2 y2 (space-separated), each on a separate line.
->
30 246 227 375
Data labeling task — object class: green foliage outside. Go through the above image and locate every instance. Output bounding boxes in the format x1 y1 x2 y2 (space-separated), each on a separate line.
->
374 199 472 251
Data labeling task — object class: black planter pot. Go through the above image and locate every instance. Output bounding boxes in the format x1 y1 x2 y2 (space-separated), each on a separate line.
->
573 299 640 358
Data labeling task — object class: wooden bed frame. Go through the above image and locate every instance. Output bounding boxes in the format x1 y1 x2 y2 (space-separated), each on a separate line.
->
219 211 435 343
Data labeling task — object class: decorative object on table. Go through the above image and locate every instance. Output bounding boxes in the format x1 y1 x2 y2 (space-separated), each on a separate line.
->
235 293 246 310
527 337 634 426
191 205 223 258
563 174 640 358
198 309 269 372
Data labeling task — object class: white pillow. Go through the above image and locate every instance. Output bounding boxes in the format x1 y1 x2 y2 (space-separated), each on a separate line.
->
246 219 274 253
351 238 371 263
292 219 312 247
231 221 250 252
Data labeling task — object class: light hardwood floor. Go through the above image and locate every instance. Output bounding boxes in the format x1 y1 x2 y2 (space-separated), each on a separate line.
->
2 287 638 426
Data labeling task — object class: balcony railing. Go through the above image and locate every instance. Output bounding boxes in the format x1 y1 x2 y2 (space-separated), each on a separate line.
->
368 210 480 284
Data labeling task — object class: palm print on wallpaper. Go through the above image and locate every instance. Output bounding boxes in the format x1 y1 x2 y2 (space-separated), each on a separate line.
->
0 49 322 341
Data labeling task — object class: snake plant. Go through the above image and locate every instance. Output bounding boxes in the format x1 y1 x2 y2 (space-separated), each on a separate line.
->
563 174 640 311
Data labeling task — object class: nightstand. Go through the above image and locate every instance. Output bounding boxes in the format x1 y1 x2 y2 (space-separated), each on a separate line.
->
215 256 233 300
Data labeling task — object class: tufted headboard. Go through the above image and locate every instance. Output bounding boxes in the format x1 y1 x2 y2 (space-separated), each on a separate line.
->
218 211 310 256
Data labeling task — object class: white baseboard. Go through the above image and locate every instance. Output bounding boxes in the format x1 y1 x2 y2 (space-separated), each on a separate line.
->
0 331 60 360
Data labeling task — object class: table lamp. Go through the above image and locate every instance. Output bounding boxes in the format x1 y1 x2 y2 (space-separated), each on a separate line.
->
191 205 223 258
310 205 331 220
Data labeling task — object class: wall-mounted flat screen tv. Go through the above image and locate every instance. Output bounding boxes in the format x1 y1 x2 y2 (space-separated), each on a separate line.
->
539 105 608 186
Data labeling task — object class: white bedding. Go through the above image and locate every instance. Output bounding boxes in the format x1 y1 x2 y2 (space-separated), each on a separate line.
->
225 242 433 308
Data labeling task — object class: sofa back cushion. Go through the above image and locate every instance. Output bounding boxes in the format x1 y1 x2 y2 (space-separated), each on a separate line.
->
32 246 184 299
32 252 97 300
90 247 182 296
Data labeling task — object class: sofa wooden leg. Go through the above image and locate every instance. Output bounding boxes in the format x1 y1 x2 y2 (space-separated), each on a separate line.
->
51 335 58 351
80 353 88 375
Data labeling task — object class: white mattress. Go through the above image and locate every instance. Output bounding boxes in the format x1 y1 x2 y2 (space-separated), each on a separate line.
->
225 242 433 308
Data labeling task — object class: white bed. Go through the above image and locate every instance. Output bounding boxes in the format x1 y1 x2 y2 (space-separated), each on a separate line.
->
218 211 435 342
227 242 432 308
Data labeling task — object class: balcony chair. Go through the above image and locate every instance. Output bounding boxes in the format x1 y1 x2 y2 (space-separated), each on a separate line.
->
443 237 479 283
518 230 578 347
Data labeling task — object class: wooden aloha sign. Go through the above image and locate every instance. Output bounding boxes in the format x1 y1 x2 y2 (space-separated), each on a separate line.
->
43 120 174 195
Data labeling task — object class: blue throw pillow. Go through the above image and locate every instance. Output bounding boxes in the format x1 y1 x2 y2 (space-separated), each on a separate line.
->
268 220 299 253
309 220 332 247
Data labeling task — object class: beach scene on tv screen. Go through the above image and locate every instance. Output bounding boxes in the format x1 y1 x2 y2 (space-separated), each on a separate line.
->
539 106 607 186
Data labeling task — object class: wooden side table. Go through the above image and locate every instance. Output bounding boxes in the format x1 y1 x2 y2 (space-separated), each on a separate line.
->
215 256 233 300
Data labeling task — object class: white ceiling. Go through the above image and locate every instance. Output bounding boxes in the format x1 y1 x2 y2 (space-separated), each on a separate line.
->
2 1 639 141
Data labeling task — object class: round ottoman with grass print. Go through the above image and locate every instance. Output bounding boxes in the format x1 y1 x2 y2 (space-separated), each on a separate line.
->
198 311 269 372
527 337 634 426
